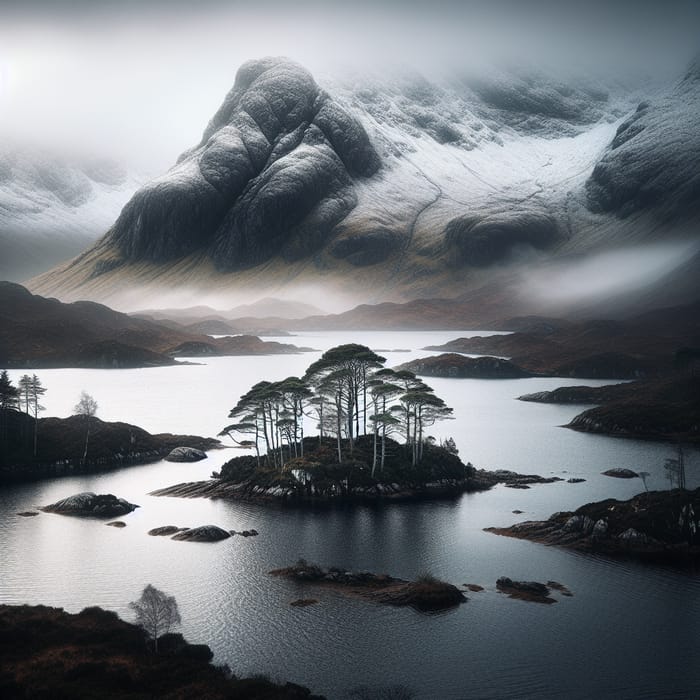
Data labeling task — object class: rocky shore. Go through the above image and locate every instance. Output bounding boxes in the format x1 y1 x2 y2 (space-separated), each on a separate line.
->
149 466 565 506
486 488 700 563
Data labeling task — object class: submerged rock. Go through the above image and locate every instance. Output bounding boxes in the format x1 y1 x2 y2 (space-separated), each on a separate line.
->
42 492 138 518
164 446 208 463
496 577 557 604
602 468 639 479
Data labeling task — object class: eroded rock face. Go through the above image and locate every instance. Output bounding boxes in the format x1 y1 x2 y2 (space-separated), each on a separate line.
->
444 210 559 267
586 56 700 219
42 492 138 518
108 58 380 271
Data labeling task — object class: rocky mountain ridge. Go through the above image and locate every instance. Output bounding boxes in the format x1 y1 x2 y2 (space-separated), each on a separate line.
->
26 55 700 311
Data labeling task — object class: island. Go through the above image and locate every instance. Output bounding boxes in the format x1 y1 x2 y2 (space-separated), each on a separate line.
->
270 560 466 612
396 354 533 379
485 487 700 564
150 343 571 506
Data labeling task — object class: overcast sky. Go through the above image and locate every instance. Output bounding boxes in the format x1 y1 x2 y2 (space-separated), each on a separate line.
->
1 0 699 170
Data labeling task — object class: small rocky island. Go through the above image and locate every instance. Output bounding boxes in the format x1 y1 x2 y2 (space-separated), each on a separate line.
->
486 488 700 563
270 561 466 612
396 354 533 379
42 492 139 518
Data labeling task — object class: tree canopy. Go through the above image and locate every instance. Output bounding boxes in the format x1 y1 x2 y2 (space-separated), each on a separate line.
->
220 344 453 474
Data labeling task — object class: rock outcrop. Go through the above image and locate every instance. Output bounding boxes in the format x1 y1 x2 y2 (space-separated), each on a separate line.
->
586 56 700 219
42 492 138 518
109 58 379 271
486 488 700 563
170 525 232 542
164 447 208 463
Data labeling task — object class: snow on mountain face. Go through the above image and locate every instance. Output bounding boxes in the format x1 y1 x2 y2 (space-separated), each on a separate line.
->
27 56 700 310
0 149 142 282
586 56 700 220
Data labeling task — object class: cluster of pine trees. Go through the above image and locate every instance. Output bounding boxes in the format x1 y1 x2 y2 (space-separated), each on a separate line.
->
0 370 47 459
220 344 453 475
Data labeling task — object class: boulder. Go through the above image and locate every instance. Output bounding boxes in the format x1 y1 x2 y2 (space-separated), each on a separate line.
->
148 526 187 536
170 525 231 542
41 492 138 518
164 446 208 463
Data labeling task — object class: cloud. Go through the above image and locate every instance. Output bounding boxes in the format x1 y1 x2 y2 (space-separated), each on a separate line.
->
1 0 698 169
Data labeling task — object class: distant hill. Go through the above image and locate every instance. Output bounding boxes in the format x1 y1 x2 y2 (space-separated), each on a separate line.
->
0 283 310 368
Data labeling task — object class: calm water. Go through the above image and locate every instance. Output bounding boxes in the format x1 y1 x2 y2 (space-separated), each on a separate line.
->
2 330 699 699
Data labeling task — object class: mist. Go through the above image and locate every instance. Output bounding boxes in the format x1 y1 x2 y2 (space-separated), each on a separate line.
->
2 0 699 171
521 239 700 314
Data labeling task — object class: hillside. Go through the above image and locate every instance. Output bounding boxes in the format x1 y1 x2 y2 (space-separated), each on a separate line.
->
0 283 311 368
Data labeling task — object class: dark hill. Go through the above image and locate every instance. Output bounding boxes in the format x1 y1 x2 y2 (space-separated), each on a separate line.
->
0 409 219 482
0 282 310 367
424 302 700 378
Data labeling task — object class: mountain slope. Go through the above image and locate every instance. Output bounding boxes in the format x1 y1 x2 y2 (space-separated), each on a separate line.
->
0 148 142 282
28 56 700 312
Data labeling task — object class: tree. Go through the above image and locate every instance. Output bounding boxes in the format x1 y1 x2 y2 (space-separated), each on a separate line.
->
0 370 18 410
0 370 19 455
664 445 687 490
74 391 98 463
26 375 47 457
129 584 181 653
638 471 650 492
304 344 385 454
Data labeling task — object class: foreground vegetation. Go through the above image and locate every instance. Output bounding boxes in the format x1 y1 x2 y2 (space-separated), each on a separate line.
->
0 604 323 699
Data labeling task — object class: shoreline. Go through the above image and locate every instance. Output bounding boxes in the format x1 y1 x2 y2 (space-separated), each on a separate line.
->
148 468 565 507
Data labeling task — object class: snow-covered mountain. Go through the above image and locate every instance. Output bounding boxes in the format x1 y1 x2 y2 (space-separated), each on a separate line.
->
27 56 700 312
0 149 142 281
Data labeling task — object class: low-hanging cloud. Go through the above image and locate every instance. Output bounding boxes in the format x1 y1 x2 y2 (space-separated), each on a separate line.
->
1 0 699 170
521 239 700 312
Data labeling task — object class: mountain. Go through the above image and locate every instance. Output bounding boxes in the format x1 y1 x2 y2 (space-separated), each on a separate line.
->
27 56 700 313
0 148 143 282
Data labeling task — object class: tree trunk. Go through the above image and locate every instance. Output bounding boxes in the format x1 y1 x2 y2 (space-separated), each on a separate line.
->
82 418 90 463
372 424 378 478
33 406 38 458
